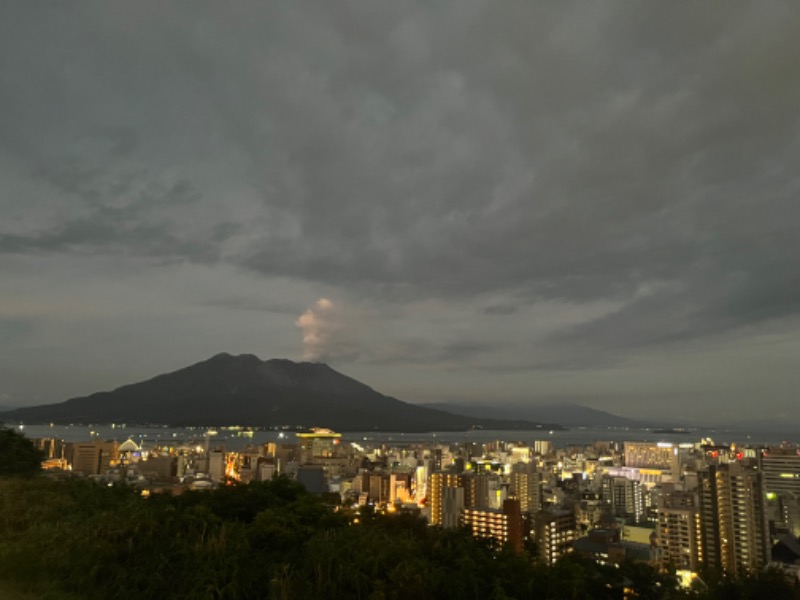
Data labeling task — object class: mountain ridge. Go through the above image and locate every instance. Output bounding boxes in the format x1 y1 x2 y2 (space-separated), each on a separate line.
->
419 402 648 428
0 354 564 433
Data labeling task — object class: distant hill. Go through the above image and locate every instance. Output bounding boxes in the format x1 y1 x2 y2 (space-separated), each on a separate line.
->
0 354 563 432
420 402 647 428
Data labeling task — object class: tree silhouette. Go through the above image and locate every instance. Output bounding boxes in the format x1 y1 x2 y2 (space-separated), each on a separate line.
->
0 426 42 478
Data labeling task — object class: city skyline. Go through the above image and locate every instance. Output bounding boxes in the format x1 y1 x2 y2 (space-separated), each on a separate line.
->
1 3 799 424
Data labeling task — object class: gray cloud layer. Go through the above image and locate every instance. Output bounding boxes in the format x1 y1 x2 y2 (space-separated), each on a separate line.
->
1 2 799 422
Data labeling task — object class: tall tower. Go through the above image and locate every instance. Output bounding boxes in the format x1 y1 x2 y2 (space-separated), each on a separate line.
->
698 463 769 576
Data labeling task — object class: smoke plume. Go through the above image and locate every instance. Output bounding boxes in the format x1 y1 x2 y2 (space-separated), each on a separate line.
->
295 297 355 362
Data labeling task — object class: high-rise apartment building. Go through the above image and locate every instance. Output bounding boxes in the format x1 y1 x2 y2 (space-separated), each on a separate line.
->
428 472 476 526
462 498 524 553
534 508 577 565
441 487 464 529
533 440 552 456
655 505 703 572
510 462 543 514
698 464 769 576
601 475 644 522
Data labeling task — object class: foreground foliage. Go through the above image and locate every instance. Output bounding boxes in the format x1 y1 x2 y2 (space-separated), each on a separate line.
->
0 477 797 599
0 427 43 478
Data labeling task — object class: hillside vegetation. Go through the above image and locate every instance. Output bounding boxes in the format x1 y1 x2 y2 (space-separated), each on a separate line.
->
1 475 798 600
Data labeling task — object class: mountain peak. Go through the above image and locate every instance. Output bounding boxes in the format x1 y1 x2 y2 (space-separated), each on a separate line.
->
207 352 261 363
0 355 563 432
205 354 333 370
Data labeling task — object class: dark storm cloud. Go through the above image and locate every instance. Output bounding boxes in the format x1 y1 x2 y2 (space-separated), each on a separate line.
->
203 297 299 315
365 337 499 367
0 318 35 343
0 162 222 261
482 305 518 316
216 2 800 351
1 1 799 415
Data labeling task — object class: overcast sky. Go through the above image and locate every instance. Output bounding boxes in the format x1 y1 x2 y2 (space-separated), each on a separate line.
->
1 2 799 423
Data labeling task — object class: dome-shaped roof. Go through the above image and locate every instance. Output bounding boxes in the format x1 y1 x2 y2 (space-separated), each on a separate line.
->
119 438 140 452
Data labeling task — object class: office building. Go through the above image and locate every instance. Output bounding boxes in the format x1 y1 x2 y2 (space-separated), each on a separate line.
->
68 441 118 476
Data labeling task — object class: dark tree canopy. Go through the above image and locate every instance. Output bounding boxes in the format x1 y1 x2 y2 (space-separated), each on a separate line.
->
1 476 798 599
0 426 42 478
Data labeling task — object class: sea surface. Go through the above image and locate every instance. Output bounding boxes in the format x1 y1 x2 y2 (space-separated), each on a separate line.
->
14 423 800 451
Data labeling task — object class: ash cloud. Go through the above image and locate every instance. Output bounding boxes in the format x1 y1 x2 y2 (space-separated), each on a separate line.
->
295 298 357 363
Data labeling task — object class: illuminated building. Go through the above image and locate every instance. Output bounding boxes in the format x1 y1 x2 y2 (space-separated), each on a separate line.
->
759 445 800 537
655 506 702 572
511 446 531 463
389 473 412 503
534 508 577 565
68 441 118 475
431 448 443 472
510 462 543 514
462 499 524 553
428 472 476 526
698 463 769 576
117 438 142 470
296 428 342 463
368 474 389 503
605 466 666 486
761 446 800 497
415 464 428 500
31 437 65 460
601 476 644 521
624 442 677 471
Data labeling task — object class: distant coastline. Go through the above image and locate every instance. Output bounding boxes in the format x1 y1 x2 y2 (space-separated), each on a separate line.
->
651 428 691 434
14 423 799 451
